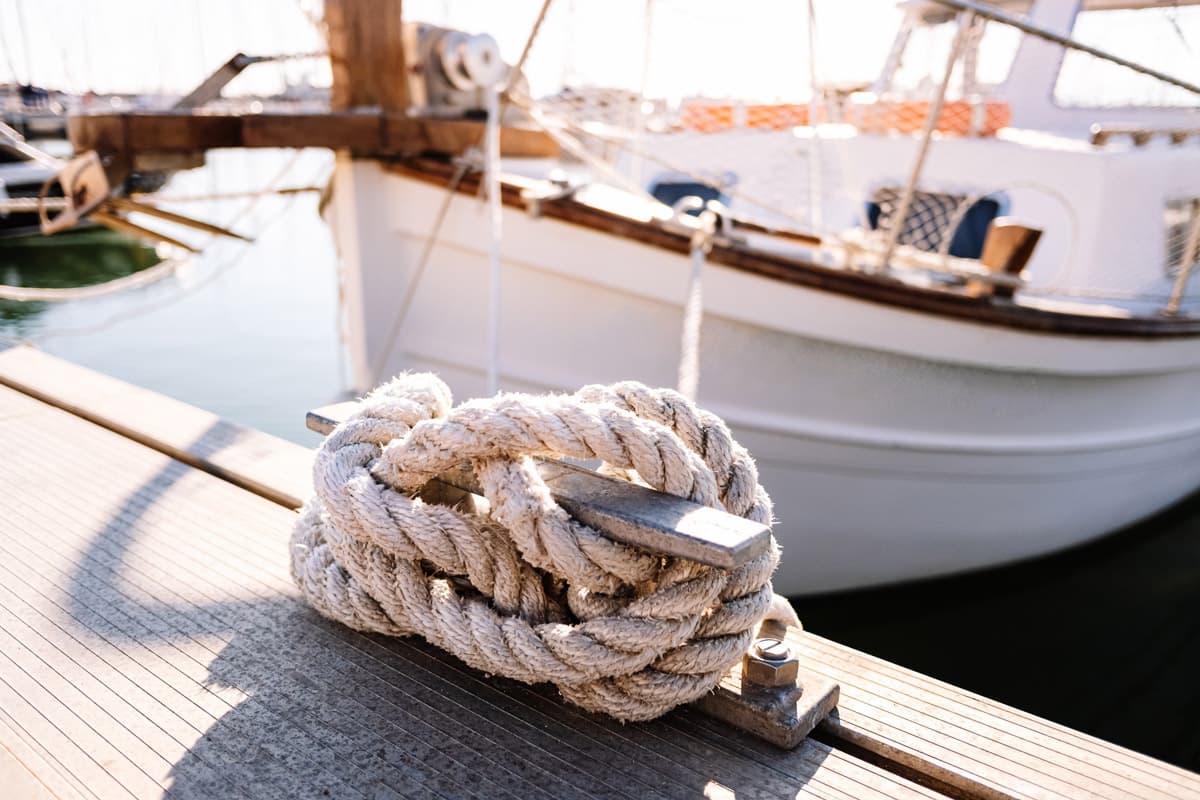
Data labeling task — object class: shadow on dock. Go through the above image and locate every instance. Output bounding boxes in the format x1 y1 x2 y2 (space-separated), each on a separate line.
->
45 421 833 798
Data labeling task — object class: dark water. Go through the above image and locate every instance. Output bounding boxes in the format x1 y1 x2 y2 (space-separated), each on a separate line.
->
3 149 1197 772
798 496 1200 770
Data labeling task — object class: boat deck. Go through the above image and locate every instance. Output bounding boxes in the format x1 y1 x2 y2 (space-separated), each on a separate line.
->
1 344 1197 800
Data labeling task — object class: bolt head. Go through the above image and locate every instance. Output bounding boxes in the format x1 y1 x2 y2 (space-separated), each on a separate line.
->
742 640 799 688
754 637 790 661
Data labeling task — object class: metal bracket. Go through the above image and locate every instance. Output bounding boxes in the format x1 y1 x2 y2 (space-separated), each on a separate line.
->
307 402 837 747
695 621 840 749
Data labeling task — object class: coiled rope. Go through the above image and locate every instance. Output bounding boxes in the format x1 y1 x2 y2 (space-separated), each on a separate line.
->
290 373 785 721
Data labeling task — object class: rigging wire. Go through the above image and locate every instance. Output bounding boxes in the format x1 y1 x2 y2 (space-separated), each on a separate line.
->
504 0 555 99
507 0 843 239
79 2 94 94
805 0 823 232
370 161 472 386
1166 4 1194 57
515 91 838 240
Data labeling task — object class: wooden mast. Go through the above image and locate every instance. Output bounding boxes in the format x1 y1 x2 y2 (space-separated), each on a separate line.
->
325 0 409 113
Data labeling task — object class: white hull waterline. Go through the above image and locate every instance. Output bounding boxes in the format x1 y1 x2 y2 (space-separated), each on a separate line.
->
329 160 1200 595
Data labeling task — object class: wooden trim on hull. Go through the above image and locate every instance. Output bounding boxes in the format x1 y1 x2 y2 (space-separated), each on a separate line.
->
386 157 1200 339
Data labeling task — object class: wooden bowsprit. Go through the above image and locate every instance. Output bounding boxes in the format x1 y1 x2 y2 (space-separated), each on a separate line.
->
307 401 839 749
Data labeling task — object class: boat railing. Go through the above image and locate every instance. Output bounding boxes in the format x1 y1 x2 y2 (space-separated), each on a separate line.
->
881 0 1200 314
927 0 1200 99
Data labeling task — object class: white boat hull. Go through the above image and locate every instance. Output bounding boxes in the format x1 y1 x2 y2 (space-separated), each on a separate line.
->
330 158 1200 594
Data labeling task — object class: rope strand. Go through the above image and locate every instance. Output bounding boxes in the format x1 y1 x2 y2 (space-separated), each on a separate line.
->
291 373 783 721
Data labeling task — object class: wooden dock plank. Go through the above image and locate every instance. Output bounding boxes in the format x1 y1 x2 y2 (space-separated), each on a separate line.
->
0 345 312 508
0 715 86 800
796 634 1200 800
0 382 943 800
4 346 1200 799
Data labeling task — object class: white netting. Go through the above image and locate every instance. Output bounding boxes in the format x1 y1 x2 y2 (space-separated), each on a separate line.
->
869 186 967 255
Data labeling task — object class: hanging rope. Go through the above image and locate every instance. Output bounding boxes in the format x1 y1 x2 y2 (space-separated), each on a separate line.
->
290 373 784 721
675 198 718 401
485 84 504 395
503 0 555 100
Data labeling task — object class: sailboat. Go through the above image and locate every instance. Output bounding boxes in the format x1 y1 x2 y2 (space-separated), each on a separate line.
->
328 0 1200 594
0 122 62 238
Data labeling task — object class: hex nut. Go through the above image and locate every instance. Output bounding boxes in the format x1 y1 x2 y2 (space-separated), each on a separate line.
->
742 648 800 688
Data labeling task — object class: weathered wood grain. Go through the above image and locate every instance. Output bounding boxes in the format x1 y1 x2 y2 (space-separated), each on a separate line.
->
0 345 312 508
5 347 1200 799
67 111 559 162
0 734 67 800
0 384 944 799
325 0 408 114
797 633 1200 800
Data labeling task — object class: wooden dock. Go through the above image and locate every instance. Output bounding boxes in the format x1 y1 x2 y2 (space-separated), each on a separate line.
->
1 344 1198 800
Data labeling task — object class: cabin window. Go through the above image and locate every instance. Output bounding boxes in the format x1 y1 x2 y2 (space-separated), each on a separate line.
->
888 7 1027 96
1055 6 1200 108
648 180 727 215
1165 198 1200 279
865 187 1001 260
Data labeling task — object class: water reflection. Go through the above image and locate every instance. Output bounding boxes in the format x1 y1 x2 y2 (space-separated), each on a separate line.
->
0 148 345 443
0 226 161 329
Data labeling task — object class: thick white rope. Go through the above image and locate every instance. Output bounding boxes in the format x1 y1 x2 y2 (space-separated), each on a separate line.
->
676 200 717 401
485 84 503 395
677 243 704 401
291 373 786 721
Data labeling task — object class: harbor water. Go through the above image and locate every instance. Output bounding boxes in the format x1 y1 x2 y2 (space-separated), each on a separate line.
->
1 149 345 447
3 149 1197 771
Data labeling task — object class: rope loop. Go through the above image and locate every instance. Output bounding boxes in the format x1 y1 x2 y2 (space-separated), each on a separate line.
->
291 373 783 720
